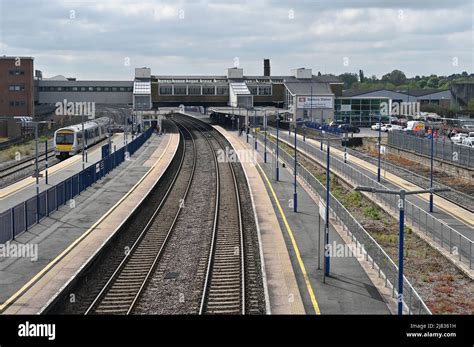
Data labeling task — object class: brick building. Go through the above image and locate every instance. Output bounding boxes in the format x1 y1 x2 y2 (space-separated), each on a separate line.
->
0 56 35 117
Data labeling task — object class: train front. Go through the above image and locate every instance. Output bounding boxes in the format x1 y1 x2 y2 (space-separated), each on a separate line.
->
54 128 76 159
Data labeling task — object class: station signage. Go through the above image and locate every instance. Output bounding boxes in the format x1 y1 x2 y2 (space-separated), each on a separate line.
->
297 96 333 109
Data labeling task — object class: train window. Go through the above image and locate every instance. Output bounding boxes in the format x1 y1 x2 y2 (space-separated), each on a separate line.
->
95 128 99 136
56 133 74 144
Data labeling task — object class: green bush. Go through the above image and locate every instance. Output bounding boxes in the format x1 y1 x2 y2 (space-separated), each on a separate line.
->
363 206 380 220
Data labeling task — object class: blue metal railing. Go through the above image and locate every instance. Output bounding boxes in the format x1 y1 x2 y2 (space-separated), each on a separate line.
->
0 128 154 244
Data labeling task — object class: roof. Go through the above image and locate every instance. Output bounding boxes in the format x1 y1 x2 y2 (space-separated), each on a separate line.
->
152 74 340 83
342 88 449 97
284 82 332 95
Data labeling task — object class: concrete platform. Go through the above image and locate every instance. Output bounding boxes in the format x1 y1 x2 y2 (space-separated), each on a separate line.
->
221 127 392 314
0 131 180 314
213 125 305 314
272 129 473 234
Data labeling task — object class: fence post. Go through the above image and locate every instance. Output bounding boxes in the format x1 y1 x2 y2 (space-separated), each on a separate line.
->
11 208 15 241
24 201 28 232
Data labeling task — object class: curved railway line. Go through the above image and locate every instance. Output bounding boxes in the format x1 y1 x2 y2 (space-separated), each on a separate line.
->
85 123 196 315
177 116 245 315
47 115 264 315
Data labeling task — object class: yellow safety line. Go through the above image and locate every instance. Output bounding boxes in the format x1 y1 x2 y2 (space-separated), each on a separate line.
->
0 134 175 313
256 162 321 315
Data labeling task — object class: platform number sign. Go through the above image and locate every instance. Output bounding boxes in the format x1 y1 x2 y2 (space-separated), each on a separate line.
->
452 151 458 162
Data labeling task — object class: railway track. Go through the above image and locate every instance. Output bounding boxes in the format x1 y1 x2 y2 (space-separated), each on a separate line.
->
274 127 473 213
175 116 245 315
0 149 56 184
84 123 197 315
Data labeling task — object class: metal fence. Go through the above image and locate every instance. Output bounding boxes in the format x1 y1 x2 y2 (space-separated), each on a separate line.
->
267 129 473 271
0 128 154 244
388 131 474 168
257 132 431 314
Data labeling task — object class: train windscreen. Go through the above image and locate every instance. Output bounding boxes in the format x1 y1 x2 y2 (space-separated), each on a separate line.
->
56 132 74 144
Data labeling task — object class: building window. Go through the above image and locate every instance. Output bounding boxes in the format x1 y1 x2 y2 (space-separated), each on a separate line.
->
201 79 214 83
258 86 271 96
188 85 201 95
216 86 228 95
248 86 258 95
88 87 94 92
119 87 125 92
174 85 187 95
112 87 118 92
159 86 173 95
202 86 215 95
104 87 110 92
9 69 25 76
96 87 102 92
9 85 24 91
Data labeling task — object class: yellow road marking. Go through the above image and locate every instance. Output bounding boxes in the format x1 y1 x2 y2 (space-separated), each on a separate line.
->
256 162 321 315
0 134 174 313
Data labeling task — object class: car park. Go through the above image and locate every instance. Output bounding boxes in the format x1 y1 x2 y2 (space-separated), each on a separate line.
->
338 124 360 133
451 133 468 144
387 124 403 132
371 123 383 131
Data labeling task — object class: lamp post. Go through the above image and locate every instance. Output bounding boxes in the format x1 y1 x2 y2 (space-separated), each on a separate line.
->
293 121 298 212
377 112 382 182
254 109 258 150
355 186 449 315
246 108 249 143
276 113 280 181
22 120 53 223
264 111 267 163
429 129 434 212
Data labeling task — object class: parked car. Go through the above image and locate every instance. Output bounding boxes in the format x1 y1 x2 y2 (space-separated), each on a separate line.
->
451 133 468 144
371 123 383 131
338 124 360 133
381 124 392 132
387 124 403 132
461 137 474 147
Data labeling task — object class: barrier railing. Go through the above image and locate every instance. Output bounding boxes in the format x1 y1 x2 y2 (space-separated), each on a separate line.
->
0 128 154 244
388 130 474 168
268 129 473 270
257 132 431 314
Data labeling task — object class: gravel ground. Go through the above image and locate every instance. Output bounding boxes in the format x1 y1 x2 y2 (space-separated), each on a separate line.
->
301 128 473 210
276 138 474 314
48 121 183 314
134 123 217 314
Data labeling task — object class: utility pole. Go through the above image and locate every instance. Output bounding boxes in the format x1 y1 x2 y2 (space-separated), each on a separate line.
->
355 186 449 315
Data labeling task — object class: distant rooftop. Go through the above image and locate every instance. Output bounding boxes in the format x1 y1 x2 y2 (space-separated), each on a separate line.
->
342 88 449 97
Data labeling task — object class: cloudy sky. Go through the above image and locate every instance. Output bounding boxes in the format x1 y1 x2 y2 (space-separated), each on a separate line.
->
0 0 472 80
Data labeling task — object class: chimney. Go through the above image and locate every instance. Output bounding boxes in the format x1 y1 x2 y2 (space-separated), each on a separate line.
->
264 59 270 77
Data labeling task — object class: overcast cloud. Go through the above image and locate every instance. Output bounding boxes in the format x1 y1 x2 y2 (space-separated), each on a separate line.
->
0 0 472 80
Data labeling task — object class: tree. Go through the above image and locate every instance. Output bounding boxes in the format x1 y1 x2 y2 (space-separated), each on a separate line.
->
468 98 474 111
426 76 439 88
338 72 359 89
318 71 322 76
359 69 365 83
388 69 407 85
